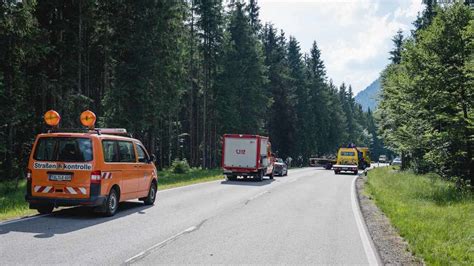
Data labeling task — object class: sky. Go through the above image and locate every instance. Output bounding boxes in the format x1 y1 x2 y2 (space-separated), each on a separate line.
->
258 0 425 94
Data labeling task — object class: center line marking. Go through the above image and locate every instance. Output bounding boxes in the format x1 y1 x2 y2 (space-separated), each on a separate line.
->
125 225 198 264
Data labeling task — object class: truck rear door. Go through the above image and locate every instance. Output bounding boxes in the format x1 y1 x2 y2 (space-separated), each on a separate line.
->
223 136 258 169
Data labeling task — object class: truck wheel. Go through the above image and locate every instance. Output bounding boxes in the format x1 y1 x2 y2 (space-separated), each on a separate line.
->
37 204 54 215
269 171 274 180
143 181 157 205
334 170 339 175
256 171 263 182
104 188 119 217
353 170 358 175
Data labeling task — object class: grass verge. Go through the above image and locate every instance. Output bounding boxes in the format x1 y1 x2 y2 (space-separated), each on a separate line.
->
0 168 223 221
158 168 223 190
0 180 35 221
365 167 473 265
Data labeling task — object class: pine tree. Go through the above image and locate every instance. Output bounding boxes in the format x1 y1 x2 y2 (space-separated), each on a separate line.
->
195 0 224 168
287 36 310 158
389 29 404 64
0 0 40 179
216 2 268 135
306 41 330 156
262 24 295 158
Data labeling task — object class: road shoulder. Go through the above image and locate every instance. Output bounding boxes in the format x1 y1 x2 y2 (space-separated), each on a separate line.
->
356 173 423 265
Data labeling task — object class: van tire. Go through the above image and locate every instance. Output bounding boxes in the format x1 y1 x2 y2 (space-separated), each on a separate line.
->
143 181 157 205
37 204 54 214
104 188 119 216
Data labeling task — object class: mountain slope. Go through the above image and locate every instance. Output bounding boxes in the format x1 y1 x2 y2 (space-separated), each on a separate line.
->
355 78 380 111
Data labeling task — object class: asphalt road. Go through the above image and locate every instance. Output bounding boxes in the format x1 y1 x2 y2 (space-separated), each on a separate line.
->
0 168 377 265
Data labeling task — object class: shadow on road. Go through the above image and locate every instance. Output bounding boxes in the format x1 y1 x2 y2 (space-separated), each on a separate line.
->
0 201 153 238
220 178 275 186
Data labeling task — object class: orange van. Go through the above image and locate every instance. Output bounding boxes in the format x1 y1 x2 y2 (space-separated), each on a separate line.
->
25 110 158 216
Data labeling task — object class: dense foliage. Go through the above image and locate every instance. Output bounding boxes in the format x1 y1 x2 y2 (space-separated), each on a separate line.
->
0 0 380 180
378 2 473 183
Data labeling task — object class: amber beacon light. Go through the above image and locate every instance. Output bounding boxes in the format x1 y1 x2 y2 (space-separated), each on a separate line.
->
80 110 97 128
44 110 61 127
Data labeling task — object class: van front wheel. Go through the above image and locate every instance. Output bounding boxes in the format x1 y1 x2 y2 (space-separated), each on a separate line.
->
143 181 157 205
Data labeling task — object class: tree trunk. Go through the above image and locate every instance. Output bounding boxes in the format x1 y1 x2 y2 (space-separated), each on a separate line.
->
77 0 82 94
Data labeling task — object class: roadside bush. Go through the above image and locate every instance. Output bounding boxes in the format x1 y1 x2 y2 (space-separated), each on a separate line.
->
171 159 190 174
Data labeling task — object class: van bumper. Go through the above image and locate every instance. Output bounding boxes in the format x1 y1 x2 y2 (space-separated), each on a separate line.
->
25 195 107 208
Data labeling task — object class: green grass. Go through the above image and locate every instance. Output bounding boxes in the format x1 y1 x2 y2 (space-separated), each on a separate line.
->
0 180 35 221
366 167 473 265
158 168 223 190
0 168 223 221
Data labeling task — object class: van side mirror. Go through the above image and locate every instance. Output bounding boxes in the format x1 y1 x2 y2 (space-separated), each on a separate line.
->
150 154 157 164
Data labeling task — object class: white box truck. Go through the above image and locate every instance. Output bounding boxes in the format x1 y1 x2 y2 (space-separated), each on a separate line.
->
222 134 275 181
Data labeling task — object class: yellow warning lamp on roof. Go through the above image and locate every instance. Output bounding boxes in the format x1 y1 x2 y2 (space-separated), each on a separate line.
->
44 110 61 127
80 110 96 129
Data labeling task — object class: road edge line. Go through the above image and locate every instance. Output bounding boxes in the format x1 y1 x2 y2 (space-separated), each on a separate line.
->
351 173 382 266
0 213 49 226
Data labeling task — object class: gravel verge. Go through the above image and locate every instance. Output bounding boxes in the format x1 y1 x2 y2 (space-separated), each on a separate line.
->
356 173 424 265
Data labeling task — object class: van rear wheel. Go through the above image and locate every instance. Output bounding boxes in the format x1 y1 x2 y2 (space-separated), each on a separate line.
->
37 204 54 214
104 188 119 216
143 181 157 205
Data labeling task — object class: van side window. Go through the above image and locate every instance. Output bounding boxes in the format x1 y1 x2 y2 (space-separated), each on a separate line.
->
102 140 119 162
118 141 136 162
136 144 149 163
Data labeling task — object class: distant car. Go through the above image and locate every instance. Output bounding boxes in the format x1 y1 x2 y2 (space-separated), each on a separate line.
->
378 155 387 163
391 157 402 166
273 158 288 176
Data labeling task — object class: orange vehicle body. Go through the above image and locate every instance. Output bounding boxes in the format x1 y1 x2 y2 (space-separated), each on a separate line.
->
26 131 158 215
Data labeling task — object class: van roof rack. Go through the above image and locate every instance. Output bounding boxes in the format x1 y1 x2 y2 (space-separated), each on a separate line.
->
47 128 89 133
46 128 131 137
92 128 131 137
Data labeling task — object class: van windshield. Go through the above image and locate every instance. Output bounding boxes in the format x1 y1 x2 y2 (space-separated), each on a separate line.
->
34 137 93 162
341 151 355 156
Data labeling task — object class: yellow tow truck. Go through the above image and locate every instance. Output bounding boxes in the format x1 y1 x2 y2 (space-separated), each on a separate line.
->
332 145 370 175
333 147 360 175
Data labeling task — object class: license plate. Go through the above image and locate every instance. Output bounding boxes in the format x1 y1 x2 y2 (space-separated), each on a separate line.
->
49 174 72 181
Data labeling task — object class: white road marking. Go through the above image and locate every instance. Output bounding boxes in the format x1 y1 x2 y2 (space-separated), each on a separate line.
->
0 214 50 226
249 190 269 201
124 225 198 264
351 174 381 266
156 179 223 194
